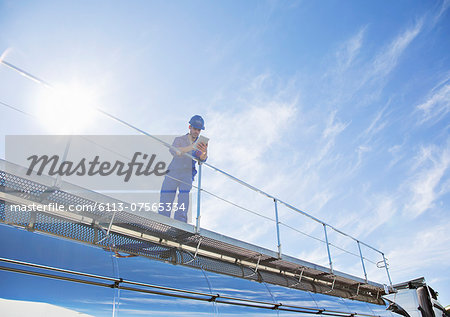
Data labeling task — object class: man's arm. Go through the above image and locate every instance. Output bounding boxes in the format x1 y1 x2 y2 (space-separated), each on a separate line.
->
170 136 195 156
175 144 195 156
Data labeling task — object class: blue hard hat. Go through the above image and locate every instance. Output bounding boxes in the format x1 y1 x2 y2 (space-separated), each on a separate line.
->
189 115 205 130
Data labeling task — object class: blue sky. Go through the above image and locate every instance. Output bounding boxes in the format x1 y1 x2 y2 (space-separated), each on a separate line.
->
1 0 449 310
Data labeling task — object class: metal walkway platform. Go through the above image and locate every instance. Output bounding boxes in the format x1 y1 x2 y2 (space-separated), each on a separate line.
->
0 159 387 305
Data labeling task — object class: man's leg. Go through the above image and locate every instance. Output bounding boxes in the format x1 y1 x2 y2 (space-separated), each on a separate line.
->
159 176 178 218
174 177 192 223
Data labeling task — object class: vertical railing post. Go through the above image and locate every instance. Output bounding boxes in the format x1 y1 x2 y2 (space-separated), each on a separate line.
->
323 224 333 273
382 252 393 289
195 163 202 233
357 240 368 283
273 199 282 259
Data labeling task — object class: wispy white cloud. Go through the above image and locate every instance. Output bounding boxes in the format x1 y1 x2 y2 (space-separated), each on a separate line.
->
322 110 349 139
206 73 298 178
323 19 423 112
363 103 391 140
367 20 423 84
321 19 423 115
431 0 450 27
387 219 450 279
355 145 372 168
404 143 450 218
335 27 366 72
299 110 350 173
355 195 398 238
416 79 450 124
388 142 406 169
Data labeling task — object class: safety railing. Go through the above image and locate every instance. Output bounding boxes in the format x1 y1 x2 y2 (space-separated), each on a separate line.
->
194 161 392 286
1 58 393 288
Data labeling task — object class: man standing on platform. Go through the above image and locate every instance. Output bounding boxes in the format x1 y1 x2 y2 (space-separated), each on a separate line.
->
159 115 208 222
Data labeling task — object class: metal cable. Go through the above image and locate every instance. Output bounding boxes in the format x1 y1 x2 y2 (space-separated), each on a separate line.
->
0 100 33 116
0 60 52 87
329 243 363 259
279 222 326 244
328 243 379 265
200 187 276 222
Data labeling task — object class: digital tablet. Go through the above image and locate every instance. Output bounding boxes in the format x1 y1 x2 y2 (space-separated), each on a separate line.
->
194 135 209 150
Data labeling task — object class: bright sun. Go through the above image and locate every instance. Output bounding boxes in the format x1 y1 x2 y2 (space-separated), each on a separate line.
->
36 82 97 133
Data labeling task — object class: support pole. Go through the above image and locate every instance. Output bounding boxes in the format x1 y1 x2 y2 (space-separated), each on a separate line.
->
195 163 202 233
323 224 333 273
274 199 282 259
382 253 393 289
357 241 368 283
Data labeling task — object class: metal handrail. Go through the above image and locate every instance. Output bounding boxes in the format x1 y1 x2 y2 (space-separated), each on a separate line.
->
1 59 393 287
98 108 391 285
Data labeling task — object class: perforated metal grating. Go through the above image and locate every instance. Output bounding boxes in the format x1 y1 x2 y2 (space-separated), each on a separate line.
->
0 200 5 222
0 166 386 304
2 171 48 198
